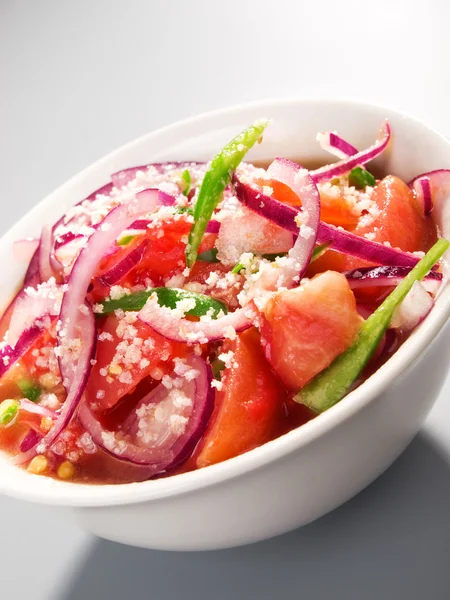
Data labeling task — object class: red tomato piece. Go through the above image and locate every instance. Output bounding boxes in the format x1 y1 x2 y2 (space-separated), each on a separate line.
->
85 314 186 411
196 328 287 468
260 271 363 391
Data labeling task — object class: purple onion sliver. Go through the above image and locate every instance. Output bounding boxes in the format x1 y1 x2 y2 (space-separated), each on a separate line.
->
311 122 391 183
317 132 358 159
20 429 42 453
206 220 221 234
99 240 148 287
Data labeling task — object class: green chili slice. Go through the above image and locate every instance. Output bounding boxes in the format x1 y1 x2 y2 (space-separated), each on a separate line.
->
186 119 269 267
296 238 449 413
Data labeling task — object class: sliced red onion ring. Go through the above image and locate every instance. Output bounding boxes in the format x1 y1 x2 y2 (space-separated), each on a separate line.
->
20 429 42 453
12 193 164 465
13 239 40 263
139 294 253 343
310 122 391 183
410 176 433 216
7 287 59 348
39 225 63 283
0 326 42 379
234 172 424 269
265 158 319 286
11 308 96 466
345 266 442 294
316 132 358 159
99 240 148 287
111 162 205 190
390 281 434 332
135 188 175 207
408 169 450 221
78 355 214 473
19 399 57 419
24 247 40 285
86 181 114 201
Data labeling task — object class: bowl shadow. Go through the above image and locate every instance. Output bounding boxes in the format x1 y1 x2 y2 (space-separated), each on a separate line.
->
60 433 450 600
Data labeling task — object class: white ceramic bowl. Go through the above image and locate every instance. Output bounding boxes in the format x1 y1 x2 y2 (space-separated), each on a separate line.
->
1 98 450 551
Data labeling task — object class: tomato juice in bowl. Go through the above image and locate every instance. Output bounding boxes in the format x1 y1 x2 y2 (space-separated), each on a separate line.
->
1 98 450 550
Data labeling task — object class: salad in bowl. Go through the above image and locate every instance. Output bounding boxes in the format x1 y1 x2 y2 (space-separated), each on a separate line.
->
1 99 450 550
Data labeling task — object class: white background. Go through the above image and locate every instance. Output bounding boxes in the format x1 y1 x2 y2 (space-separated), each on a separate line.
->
2 1 450 598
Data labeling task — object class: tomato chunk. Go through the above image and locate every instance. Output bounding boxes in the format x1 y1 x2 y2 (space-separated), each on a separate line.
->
196 328 286 467
260 271 363 390
85 314 185 410
311 175 436 275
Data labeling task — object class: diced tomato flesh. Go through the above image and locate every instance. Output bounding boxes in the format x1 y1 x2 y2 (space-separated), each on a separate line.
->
261 271 363 390
196 328 287 468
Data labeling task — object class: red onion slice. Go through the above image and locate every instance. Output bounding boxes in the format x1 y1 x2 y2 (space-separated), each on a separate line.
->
39 225 63 283
265 158 320 286
390 281 434 332
78 355 214 473
111 162 206 190
19 429 42 453
99 240 148 287
234 172 424 269
11 308 96 465
139 295 253 343
345 265 442 294
411 176 433 216
206 219 221 234
24 247 41 285
19 399 57 419
7 288 59 348
316 132 358 159
0 326 43 379
310 122 391 183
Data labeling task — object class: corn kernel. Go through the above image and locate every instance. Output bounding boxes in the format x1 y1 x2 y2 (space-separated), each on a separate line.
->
57 461 75 480
27 455 48 475
108 364 122 376
40 417 53 433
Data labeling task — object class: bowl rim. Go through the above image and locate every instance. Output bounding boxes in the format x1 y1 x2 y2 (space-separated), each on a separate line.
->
2 96 450 507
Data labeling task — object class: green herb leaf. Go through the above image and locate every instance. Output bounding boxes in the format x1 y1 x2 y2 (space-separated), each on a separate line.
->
348 166 376 189
231 262 245 274
211 359 225 380
186 119 269 267
101 287 228 318
174 206 194 216
180 169 192 196
197 248 219 263
117 234 137 246
0 399 19 426
18 380 41 403
296 238 449 413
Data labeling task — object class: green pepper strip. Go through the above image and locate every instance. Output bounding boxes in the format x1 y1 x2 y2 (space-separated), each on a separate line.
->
180 169 192 196
186 119 269 268
117 234 137 246
0 399 19 426
18 380 41 403
348 166 376 189
100 287 228 318
296 238 449 413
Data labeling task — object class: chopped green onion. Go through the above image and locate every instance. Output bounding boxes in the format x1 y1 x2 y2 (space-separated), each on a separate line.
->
117 234 137 246
231 262 245 274
174 206 194 216
180 169 192 196
100 287 228 317
186 119 269 268
348 166 376 189
296 238 449 413
18 380 41 403
197 248 219 263
0 399 20 426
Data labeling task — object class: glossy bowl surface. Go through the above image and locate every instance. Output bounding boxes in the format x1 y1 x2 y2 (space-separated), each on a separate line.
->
1 98 450 550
